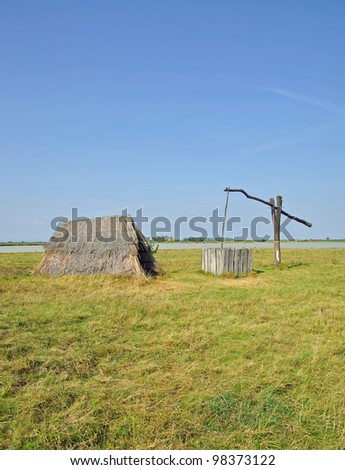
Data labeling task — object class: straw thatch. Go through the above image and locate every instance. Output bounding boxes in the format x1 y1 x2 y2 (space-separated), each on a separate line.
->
36 216 160 278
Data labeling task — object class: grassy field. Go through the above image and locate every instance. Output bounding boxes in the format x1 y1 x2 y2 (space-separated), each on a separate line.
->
0 249 344 450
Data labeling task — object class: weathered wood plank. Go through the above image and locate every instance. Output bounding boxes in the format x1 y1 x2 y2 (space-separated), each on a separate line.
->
211 248 216 274
224 248 229 273
242 248 247 273
229 248 234 272
202 248 252 275
218 248 223 275
234 248 239 274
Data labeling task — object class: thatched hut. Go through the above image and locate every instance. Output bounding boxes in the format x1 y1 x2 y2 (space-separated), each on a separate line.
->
36 216 160 278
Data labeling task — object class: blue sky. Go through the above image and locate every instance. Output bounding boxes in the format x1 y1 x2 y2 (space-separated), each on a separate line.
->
1 0 344 240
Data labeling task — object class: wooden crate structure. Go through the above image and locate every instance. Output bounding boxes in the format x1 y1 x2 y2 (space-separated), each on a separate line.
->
202 248 252 275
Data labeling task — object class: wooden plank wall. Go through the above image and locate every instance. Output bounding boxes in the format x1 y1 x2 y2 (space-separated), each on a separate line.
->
202 248 252 275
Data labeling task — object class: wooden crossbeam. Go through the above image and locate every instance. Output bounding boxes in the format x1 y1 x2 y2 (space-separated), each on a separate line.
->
224 188 312 227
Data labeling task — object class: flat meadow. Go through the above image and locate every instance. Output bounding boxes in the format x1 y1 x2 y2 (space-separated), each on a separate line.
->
0 249 344 449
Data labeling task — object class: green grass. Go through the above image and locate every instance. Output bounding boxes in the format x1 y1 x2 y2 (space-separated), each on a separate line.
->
0 249 344 449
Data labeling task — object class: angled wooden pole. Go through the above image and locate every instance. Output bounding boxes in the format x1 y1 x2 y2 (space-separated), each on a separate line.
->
224 188 312 227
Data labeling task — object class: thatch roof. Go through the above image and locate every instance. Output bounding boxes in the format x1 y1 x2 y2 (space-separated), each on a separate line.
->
36 216 160 278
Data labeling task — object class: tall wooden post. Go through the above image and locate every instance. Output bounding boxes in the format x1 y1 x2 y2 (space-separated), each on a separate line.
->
270 195 282 265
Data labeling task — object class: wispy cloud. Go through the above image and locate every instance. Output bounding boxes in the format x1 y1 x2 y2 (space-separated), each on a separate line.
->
237 125 345 158
237 137 309 158
253 86 345 116
235 86 345 158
